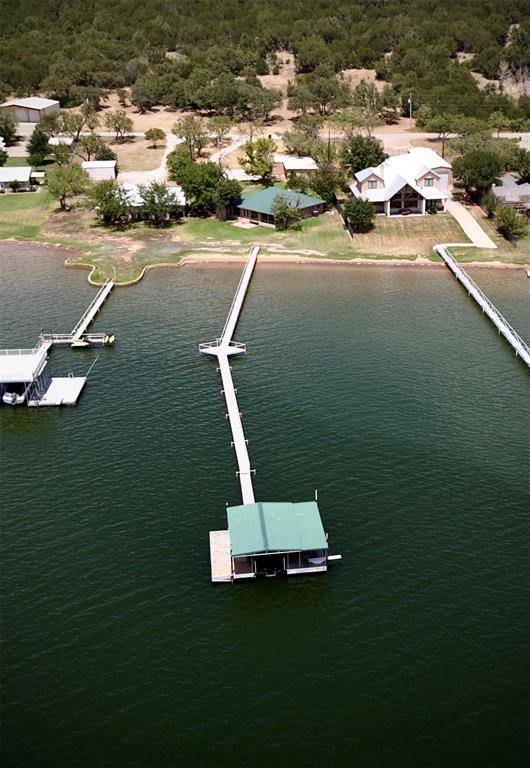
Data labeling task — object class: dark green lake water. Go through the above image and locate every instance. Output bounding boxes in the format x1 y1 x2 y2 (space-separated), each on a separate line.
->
1 244 529 768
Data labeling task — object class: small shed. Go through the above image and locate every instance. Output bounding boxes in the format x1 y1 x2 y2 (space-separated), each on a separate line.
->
82 160 117 181
236 186 325 225
1 97 60 123
216 501 329 580
0 166 32 190
119 182 186 208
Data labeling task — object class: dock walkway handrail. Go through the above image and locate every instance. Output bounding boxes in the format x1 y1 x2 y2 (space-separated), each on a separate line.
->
71 279 115 340
200 245 259 505
435 244 530 367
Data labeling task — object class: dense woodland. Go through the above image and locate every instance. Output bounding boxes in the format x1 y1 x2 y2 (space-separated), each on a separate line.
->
0 0 529 123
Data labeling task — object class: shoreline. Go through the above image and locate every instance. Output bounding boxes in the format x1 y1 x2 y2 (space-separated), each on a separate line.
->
4 237 529 287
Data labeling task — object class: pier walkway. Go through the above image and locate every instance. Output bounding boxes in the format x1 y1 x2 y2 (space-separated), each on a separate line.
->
200 245 259 505
435 245 530 367
39 279 115 347
71 279 115 341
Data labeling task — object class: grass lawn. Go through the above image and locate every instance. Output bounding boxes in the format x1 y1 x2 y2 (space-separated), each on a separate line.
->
352 213 470 259
5 156 29 167
0 191 55 239
451 207 530 265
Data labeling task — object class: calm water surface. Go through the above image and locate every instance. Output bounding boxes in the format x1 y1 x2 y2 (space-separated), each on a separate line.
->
1 244 529 768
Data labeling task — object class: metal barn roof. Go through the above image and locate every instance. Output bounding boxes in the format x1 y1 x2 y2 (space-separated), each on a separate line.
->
236 186 324 216
227 501 328 557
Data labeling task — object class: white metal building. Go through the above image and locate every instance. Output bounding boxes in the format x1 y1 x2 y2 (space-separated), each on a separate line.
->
1 97 60 122
82 160 117 181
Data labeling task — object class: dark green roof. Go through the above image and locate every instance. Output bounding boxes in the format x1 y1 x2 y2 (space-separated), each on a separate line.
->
227 501 328 557
236 186 324 216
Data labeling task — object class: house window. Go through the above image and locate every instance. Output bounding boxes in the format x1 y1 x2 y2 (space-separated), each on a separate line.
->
368 180 377 189
424 178 434 187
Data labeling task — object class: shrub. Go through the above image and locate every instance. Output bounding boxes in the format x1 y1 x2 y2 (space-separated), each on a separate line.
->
343 198 375 233
495 206 528 242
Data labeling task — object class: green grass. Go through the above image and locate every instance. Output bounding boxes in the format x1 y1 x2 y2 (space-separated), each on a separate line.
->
0 190 55 239
4 156 29 167
451 211 530 265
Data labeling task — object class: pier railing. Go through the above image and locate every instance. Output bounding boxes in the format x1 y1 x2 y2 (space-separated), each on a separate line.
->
435 244 530 367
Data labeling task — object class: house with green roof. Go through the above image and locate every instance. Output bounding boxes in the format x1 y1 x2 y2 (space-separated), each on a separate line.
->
235 186 325 226
210 500 329 581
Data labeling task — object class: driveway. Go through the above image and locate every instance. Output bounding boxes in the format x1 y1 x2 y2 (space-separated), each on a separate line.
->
445 200 497 248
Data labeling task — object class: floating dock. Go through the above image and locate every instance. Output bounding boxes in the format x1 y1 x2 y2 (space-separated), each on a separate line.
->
39 279 115 348
200 246 339 583
1 281 115 407
435 245 530 367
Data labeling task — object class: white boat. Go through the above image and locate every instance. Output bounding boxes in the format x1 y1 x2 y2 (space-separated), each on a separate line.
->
2 391 25 405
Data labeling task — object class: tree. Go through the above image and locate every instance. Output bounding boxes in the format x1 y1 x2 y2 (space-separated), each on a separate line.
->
168 155 225 216
139 181 179 227
452 149 503 199
311 163 346 203
495 206 528 242
49 143 72 166
208 116 232 147
240 137 276 181
427 115 454 159
86 180 129 226
131 74 160 113
343 198 375 233
95 144 117 162
105 110 134 143
0 109 18 146
145 128 165 148
61 112 87 142
172 116 208 160
340 135 387 177
514 147 530 183
47 164 89 211
27 128 50 166
482 191 498 219
76 134 105 161
212 178 243 219
272 195 301 230
0 148 7 167
488 110 512 139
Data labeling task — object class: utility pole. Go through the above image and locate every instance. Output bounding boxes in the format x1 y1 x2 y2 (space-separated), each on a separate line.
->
408 93 413 129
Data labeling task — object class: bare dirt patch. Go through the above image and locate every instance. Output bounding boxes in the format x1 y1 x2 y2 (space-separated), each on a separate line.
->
342 68 385 93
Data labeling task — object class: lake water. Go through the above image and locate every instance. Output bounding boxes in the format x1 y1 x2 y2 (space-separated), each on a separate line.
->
1 244 529 768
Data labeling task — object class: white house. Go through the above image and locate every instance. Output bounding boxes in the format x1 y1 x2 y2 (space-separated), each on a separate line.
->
1 97 60 123
273 154 318 180
82 160 117 181
0 166 32 190
350 148 452 216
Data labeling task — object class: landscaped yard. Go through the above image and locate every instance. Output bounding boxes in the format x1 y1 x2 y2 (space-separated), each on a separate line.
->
351 213 470 258
5 156 29 167
451 206 530 265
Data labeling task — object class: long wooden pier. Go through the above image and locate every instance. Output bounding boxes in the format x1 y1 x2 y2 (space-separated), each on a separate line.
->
39 279 115 348
200 246 259 504
435 245 530 367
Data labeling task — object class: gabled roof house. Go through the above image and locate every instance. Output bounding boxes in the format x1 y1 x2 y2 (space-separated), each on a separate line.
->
350 148 452 216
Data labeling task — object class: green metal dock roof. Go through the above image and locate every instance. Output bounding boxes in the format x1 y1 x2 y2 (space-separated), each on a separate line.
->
235 186 324 216
227 501 328 557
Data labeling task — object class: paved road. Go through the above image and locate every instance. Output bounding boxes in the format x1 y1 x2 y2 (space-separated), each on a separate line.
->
445 200 497 249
